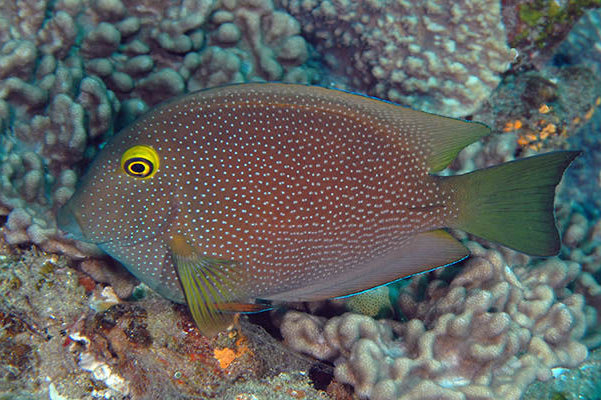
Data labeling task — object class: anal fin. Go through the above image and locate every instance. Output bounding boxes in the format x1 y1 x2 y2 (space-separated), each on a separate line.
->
264 230 469 302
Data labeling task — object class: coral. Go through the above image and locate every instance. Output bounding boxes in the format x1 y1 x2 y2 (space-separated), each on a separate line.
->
0 40 38 80
468 6 601 163
278 0 514 116
80 259 138 300
0 243 90 396
135 68 186 105
281 246 591 399
345 286 393 318
502 0 601 69
484 67 600 157
556 8 601 72
448 62 601 177
38 10 79 59
221 371 332 399
74 0 315 104
0 235 325 399
77 77 119 140
556 202 601 348
522 346 601 400
0 8 119 259
0 0 47 40
184 0 314 90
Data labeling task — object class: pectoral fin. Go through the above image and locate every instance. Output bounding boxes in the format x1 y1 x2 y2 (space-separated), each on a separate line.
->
169 234 269 336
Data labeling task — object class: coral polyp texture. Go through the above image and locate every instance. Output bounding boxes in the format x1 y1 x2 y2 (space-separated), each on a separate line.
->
277 0 514 117
281 245 593 400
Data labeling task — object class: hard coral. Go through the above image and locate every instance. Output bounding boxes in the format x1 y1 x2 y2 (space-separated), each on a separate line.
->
503 0 601 69
557 203 601 348
278 0 514 116
281 246 590 400
185 0 313 90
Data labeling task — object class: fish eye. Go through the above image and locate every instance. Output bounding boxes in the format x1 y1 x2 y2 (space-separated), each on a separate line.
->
121 145 160 179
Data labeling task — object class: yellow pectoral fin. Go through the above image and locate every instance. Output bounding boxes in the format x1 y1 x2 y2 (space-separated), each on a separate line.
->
170 234 248 336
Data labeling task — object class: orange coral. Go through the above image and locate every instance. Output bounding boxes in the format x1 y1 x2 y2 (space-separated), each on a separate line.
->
503 119 523 132
516 122 556 151
214 348 237 369
538 104 551 114
539 123 556 140
212 334 251 369
512 93 601 152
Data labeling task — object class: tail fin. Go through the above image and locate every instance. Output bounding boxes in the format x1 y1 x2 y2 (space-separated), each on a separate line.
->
442 151 580 256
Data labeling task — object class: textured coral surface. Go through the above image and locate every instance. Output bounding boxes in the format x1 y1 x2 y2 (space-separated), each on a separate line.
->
281 248 592 399
278 0 514 117
0 235 332 399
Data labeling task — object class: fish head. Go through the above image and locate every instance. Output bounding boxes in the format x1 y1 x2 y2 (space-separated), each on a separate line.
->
57 115 188 303
57 120 176 248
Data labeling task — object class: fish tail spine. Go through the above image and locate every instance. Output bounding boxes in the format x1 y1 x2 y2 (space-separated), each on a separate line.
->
440 150 580 256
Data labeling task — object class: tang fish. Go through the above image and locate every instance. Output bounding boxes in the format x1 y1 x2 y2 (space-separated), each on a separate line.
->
57 83 579 335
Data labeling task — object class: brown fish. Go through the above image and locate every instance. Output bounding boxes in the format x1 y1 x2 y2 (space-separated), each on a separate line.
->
57 83 579 335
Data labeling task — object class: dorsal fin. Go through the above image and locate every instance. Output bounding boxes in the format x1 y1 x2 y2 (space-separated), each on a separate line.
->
386 106 490 172
301 84 491 172
185 83 490 173
270 83 491 172
424 115 490 172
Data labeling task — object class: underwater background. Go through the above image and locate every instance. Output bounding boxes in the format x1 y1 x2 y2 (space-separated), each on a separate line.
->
1 0 601 399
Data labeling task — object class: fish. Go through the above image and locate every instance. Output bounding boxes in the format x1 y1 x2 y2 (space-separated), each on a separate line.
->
57 83 580 335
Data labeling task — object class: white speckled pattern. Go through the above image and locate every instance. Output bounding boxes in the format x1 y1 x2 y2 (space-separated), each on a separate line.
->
63 83 477 304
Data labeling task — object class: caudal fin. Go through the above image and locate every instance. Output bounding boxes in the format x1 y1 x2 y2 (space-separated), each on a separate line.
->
442 151 580 256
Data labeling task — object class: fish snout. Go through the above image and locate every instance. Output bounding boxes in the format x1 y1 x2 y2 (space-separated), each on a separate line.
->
57 205 85 241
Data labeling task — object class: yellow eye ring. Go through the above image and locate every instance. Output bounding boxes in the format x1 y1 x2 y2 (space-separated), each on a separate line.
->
121 145 160 179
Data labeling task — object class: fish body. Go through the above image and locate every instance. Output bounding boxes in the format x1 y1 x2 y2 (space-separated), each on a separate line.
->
58 83 578 334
